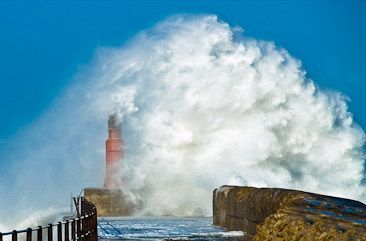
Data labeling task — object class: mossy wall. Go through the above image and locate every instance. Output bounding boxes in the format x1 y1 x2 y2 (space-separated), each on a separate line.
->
213 185 366 240
84 188 133 216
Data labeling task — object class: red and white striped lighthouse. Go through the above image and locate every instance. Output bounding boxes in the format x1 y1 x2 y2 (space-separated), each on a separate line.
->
104 114 123 189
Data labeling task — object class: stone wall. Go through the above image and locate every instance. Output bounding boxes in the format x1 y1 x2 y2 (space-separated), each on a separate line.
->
213 185 366 240
84 188 133 216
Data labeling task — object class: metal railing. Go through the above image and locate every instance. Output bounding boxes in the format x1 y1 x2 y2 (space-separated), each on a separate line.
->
0 198 98 241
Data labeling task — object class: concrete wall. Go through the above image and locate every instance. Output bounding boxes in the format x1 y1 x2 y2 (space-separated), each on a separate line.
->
84 188 133 217
213 185 366 240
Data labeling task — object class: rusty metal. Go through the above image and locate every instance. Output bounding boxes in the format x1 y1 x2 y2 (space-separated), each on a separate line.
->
93 215 97 241
37 226 42 241
80 217 83 240
77 218 81 239
26 228 32 241
87 215 90 237
1 198 97 241
64 220 69 241
48 224 53 241
83 216 87 238
71 220 76 240
73 197 81 217
57 222 62 241
12 230 17 241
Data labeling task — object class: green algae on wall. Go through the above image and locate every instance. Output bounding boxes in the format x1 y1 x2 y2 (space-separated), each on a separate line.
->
213 186 366 241
84 187 133 216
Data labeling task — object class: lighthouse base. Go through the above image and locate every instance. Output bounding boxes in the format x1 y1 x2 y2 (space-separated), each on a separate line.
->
84 188 133 216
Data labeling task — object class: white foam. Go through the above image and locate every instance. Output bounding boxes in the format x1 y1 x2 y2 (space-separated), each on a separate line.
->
0 14 365 226
106 15 365 215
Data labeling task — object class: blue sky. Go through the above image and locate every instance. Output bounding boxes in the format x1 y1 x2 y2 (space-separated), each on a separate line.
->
0 1 366 223
0 0 365 140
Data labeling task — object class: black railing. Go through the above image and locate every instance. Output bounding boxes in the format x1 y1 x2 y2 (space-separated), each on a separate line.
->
0 198 98 241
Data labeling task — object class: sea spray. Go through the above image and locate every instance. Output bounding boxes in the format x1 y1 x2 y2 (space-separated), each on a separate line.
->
0 14 364 228
104 15 366 215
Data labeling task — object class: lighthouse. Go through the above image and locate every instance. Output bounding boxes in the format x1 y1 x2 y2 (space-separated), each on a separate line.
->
104 114 123 188
83 114 133 216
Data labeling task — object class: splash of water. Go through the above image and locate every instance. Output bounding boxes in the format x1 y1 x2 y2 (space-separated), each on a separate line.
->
105 15 366 215
0 15 365 226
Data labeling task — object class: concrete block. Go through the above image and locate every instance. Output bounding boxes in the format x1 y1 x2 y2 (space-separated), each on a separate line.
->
84 188 133 217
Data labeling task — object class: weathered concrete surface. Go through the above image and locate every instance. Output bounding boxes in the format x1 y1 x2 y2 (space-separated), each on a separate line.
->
213 186 366 240
84 188 133 216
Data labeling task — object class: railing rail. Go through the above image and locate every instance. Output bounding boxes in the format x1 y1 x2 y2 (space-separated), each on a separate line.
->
0 198 97 241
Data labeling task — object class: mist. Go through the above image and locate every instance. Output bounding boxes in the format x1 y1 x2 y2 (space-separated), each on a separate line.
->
0 14 365 228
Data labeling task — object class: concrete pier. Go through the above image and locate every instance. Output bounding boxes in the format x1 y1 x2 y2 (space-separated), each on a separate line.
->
84 188 133 216
213 185 366 240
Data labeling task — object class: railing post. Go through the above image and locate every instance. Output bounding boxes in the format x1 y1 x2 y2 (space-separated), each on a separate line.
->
85 214 91 239
12 230 17 241
92 214 96 241
81 217 85 241
82 216 87 237
88 214 93 237
57 222 62 241
76 217 83 240
80 217 83 240
64 220 69 241
0 232 3 241
71 220 76 240
27 228 32 241
76 218 81 240
48 224 53 241
86 216 89 238
93 215 96 241
37 226 42 241
93 211 98 241
87 215 91 240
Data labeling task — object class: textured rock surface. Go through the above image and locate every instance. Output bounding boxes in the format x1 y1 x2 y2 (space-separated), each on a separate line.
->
84 188 133 216
213 186 366 240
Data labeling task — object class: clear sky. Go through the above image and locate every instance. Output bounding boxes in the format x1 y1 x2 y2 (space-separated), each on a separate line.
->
0 0 365 140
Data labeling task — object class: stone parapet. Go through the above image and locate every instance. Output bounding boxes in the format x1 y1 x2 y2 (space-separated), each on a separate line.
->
213 185 366 240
